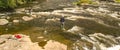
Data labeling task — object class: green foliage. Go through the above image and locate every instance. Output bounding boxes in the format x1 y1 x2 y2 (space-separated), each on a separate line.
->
17 0 27 5
0 0 4 7
80 0 92 4
0 0 7 8
73 0 97 5
7 0 17 8
115 0 120 3
0 0 34 9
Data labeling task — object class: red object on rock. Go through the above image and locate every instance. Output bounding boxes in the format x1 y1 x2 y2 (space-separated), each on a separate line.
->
15 34 22 39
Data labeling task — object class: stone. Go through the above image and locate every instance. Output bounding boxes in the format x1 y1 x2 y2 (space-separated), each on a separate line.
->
31 14 38 18
0 19 9 25
13 20 20 23
6 16 10 19
22 16 34 21
37 36 44 39
118 23 120 26
44 40 67 50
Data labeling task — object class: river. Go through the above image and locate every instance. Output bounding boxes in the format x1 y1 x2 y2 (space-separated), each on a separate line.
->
0 0 120 50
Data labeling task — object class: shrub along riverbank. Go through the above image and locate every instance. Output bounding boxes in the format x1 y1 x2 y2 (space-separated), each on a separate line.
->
74 0 120 6
0 0 35 11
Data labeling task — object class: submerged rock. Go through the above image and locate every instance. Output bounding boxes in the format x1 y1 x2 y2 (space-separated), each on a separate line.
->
0 19 9 25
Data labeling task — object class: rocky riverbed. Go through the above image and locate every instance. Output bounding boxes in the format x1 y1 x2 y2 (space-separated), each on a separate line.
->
0 0 120 50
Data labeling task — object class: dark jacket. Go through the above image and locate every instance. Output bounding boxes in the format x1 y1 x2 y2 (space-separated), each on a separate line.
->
60 17 65 22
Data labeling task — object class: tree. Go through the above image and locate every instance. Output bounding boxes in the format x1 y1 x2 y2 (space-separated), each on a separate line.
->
0 0 34 9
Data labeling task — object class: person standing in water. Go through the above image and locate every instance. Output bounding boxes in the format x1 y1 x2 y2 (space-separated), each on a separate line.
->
28 7 32 15
60 15 65 30
25 6 32 15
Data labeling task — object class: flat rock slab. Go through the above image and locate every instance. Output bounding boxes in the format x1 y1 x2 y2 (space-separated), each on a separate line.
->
0 34 67 50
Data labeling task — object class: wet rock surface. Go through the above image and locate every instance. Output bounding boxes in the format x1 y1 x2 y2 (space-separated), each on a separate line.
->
0 34 67 50
0 34 41 50
72 33 120 50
